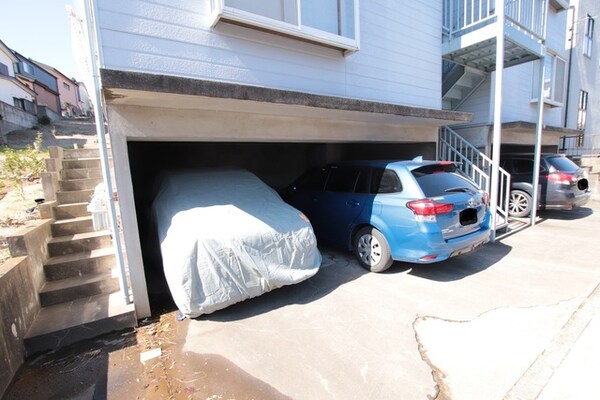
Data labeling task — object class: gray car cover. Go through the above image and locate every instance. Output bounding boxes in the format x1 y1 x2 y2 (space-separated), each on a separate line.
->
152 169 322 317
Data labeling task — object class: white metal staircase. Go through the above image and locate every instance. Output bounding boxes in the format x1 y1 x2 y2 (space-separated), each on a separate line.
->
442 62 487 110
439 126 511 230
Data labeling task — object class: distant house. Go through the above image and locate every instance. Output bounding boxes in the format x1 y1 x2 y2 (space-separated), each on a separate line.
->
12 51 62 120
36 61 81 118
0 39 37 140
76 81 93 117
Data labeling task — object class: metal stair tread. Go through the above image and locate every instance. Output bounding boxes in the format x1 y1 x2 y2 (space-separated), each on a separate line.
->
45 246 115 266
49 229 112 244
40 270 116 294
24 291 135 340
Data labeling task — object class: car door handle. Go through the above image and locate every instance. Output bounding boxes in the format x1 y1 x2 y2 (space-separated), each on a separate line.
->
346 200 360 207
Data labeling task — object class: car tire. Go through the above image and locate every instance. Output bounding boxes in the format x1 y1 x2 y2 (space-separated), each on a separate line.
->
509 190 532 218
353 227 393 273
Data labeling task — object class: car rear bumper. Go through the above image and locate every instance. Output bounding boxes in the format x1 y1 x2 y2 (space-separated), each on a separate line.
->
543 190 592 210
390 226 491 264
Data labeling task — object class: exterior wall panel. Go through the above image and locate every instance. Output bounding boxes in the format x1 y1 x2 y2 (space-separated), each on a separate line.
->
95 0 442 109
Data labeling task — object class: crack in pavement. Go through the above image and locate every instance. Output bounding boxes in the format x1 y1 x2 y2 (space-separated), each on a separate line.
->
503 282 600 400
412 296 588 400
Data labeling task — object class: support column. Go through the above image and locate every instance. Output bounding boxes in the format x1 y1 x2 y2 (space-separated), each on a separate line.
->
490 2 505 241
531 54 546 225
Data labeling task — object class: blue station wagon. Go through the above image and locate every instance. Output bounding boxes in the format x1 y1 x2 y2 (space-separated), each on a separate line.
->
283 159 492 272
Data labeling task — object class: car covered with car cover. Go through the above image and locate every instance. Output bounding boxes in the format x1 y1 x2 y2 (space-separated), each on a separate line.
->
152 168 322 318
283 159 492 272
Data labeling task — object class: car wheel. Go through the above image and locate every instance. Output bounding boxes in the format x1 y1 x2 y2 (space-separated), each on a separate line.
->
509 190 532 218
353 227 393 273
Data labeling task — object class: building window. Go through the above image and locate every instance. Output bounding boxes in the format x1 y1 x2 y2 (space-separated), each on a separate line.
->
212 0 359 53
0 62 8 76
583 14 594 58
22 62 34 75
63 82 71 91
531 53 566 107
577 90 588 131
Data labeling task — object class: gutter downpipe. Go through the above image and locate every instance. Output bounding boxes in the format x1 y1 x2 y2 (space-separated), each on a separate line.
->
564 5 576 128
531 1 548 226
83 0 131 305
490 0 505 241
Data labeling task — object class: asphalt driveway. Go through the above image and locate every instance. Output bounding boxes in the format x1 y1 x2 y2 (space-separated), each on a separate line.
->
6 201 600 399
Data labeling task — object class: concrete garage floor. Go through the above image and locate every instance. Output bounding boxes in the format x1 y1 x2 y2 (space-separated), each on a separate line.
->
5 201 600 399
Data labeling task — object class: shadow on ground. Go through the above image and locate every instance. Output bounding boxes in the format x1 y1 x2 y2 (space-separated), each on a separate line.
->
200 247 367 322
537 206 594 221
399 240 513 282
4 328 137 400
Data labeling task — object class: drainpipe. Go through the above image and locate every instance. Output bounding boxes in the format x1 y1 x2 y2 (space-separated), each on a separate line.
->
489 0 505 241
563 5 576 128
82 0 131 305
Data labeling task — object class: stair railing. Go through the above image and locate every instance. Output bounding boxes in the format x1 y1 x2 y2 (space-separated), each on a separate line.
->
439 126 511 230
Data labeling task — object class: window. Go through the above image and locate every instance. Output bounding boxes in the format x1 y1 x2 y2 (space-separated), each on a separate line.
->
531 53 566 106
577 90 588 131
63 82 71 91
212 0 359 53
0 62 8 76
14 98 25 110
22 62 34 75
294 167 328 191
325 166 360 192
372 169 402 194
584 14 594 58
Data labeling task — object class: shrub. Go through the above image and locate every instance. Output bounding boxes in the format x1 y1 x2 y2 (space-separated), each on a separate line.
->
38 115 51 125
0 133 47 199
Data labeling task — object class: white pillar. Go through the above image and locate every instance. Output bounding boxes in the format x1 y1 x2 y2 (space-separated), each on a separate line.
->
489 1 505 241
531 54 546 225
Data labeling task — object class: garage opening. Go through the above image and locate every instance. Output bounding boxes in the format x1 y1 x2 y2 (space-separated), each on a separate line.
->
127 141 435 313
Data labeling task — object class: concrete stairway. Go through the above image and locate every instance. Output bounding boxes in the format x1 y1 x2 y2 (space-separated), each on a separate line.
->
25 148 136 356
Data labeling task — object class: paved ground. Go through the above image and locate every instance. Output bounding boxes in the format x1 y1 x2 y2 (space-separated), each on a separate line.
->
4 200 600 400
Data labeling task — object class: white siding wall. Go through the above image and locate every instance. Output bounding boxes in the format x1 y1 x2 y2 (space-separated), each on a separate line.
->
0 80 33 105
95 0 442 109
0 50 16 76
566 0 599 136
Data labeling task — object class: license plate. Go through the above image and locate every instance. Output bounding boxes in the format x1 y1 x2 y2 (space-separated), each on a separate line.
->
460 208 477 226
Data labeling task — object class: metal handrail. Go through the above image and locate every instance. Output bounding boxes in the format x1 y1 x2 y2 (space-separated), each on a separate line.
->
443 0 546 40
439 126 511 230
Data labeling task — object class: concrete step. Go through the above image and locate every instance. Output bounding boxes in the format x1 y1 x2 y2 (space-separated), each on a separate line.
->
63 167 103 180
54 202 89 220
60 177 104 191
63 148 100 160
63 158 102 170
51 215 94 236
56 189 93 205
24 291 136 357
39 270 120 307
44 247 115 281
48 230 113 257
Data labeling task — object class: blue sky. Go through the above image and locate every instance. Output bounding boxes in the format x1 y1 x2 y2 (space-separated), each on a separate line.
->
0 0 80 80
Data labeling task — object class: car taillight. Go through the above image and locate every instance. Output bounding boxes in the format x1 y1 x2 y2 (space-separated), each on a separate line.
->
407 199 453 216
548 172 577 185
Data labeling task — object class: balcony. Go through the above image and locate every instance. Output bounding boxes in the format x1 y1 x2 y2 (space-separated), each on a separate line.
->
443 0 547 71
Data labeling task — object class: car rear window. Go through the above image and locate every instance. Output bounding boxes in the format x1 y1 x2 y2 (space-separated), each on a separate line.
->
546 156 578 172
411 164 479 197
